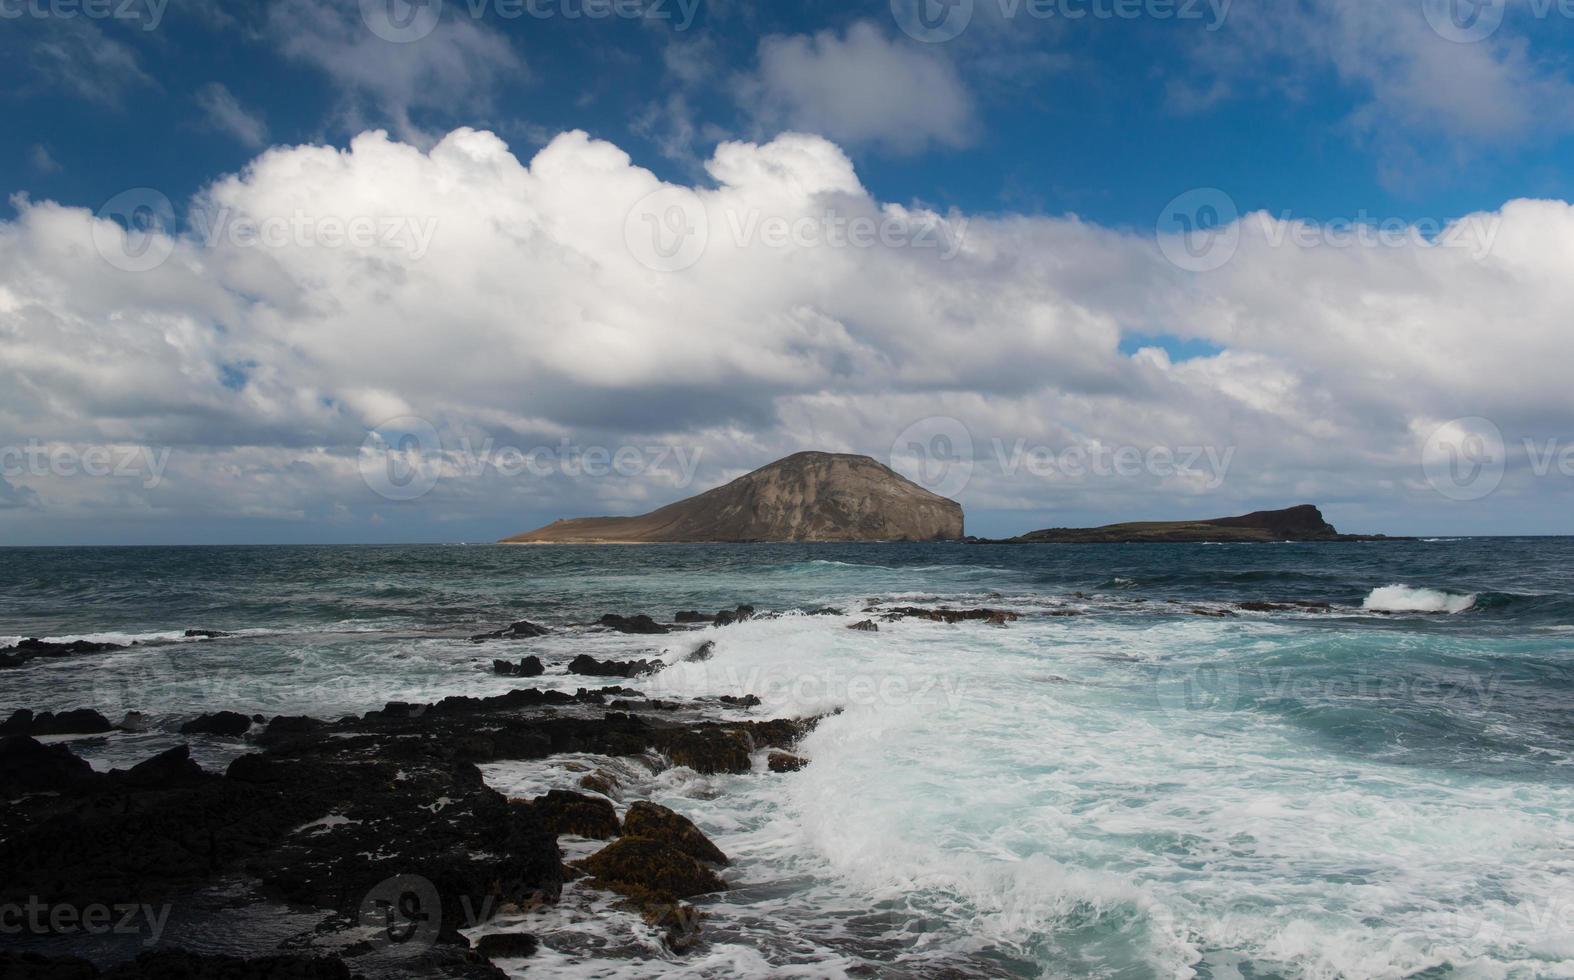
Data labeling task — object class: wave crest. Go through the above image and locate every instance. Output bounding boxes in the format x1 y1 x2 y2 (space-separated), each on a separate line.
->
1363 584 1477 614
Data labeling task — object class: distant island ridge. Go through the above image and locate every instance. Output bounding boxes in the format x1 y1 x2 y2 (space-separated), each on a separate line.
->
502 452 1390 544
503 451 963 543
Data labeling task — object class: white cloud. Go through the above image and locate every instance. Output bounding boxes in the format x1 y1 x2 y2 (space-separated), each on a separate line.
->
196 82 270 149
1 127 1570 540
739 21 976 155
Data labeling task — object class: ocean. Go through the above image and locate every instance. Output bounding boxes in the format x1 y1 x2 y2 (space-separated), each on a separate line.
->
3 538 1573 978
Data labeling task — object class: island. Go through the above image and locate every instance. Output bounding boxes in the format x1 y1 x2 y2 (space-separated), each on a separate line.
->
981 504 1394 544
502 451 964 544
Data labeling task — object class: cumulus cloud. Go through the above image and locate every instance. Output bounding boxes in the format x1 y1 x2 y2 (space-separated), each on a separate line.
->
0 126 1570 541
196 83 270 148
739 21 976 155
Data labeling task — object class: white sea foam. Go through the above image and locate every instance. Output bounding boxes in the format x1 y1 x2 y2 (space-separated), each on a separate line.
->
1362 584 1478 614
599 606 1574 976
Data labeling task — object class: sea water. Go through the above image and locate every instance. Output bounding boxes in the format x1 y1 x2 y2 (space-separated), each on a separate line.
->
3 539 1572 978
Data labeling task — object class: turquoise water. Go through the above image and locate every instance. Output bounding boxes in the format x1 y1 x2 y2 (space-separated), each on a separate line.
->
3 540 1573 977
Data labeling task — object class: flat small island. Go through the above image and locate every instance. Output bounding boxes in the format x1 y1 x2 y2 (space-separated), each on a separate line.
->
982 504 1395 544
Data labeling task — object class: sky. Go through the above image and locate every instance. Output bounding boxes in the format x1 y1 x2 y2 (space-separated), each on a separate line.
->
1 0 1572 544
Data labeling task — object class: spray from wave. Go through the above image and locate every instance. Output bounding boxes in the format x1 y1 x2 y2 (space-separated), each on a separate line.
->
1362 585 1478 614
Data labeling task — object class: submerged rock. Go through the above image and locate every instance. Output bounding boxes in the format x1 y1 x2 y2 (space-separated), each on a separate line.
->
598 614 669 635
470 620 551 642
685 640 715 662
846 619 879 632
493 655 545 678
0 638 131 669
574 836 726 902
658 728 752 774
622 801 728 865
180 710 253 737
767 751 806 773
567 654 660 678
473 932 539 960
183 629 232 639
712 606 754 628
1 707 115 736
526 789 620 839
884 607 1018 625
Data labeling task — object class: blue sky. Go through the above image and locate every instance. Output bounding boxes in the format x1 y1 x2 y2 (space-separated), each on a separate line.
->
10 1 1574 233
2 0 1573 543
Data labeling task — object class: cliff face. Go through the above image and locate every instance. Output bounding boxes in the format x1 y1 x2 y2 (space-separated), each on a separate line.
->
502 452 964 544
1003 505 1385 544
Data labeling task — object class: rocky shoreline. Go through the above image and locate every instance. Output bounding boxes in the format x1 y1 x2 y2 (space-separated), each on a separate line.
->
1 592 1414 977
0 608 824 979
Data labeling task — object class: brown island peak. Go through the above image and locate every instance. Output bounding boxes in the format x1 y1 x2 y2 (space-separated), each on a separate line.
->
502 451 965 544
984 504 1399 544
